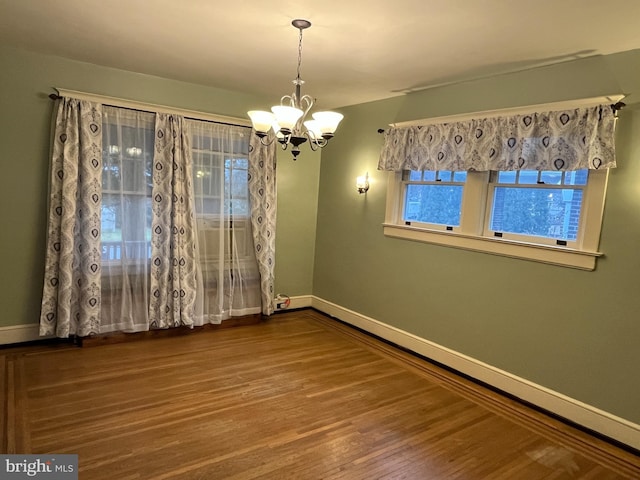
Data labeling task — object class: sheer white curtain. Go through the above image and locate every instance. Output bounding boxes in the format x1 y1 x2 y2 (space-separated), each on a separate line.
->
188 119 261 324
100 106 155 333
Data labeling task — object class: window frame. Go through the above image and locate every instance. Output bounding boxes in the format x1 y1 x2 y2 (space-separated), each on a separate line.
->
484 170 588 249
401 170 467 232
383 169 609 270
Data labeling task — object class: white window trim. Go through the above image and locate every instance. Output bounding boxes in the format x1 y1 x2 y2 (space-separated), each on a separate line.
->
383 169 609 270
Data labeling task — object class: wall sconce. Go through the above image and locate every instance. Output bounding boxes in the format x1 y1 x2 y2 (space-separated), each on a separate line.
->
356 173 370 194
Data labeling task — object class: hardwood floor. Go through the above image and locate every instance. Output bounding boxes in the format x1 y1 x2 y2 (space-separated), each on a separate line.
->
2 309 639 479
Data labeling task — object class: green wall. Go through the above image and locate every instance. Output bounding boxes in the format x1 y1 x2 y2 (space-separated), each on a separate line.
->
2 42 639 429
0 45 319 329
313 51 640 425
274 147 321 297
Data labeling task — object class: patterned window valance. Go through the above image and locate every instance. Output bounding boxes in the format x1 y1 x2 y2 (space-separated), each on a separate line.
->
378 104 617 172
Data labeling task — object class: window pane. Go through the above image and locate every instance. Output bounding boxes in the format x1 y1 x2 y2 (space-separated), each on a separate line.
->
490 187 583 241
193 151 222 199
404 184 464 226
564 169 588 186
452 171 467 182
122 158 145 192
233 157 248 170
230 166 248 199
102 193 121 242
423 170 436 181
497 171 517 184
540 171 562 185
518 170 539 184
101 195 151 260
200 198 221 214
408 171 422 181
437 170 453 182
102 156 121 191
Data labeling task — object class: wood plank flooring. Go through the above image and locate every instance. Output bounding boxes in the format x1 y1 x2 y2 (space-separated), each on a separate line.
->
2 309 639 479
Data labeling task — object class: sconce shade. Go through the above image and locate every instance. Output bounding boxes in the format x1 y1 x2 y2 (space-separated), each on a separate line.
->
248 111 276 133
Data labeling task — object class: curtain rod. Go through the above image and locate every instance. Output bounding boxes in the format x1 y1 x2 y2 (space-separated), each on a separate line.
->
381 94 626 132
49 88 252 129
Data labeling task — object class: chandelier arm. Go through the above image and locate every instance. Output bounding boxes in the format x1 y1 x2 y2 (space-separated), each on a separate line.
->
308 138 319 151
281 94 295 108
279 131 292 149
295 94 315 133
257 132 277 147
306 132 329 151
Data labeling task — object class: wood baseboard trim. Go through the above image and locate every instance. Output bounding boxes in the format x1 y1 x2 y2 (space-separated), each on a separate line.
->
0 324 46 346
310 296 640 452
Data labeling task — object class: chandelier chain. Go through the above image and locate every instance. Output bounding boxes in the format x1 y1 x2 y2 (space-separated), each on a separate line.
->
296 27 304 83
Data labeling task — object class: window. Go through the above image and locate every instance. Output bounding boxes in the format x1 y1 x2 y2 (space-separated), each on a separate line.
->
403 170 467 229
101 108 155 262
379 100 618 270
191 130 250 217
385 168 608 270
100 113 252 263
189 121 253 263
487 170 588 247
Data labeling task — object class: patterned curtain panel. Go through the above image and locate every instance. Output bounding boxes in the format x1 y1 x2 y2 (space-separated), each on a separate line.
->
149 114 198 328
248 135 277 316
40 98 103 337
378 104 617 172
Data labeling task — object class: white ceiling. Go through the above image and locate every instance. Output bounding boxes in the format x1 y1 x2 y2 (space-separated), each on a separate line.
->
2 0 640 109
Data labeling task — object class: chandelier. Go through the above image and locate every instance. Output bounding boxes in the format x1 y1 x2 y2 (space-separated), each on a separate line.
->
247 19 343 159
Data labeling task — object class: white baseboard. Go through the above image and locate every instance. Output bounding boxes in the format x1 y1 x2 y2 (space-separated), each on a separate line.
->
273 294 313 312
311 296 640 451
0 323 44 345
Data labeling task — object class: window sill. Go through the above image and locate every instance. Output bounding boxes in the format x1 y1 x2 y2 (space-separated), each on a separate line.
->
382 223 602 270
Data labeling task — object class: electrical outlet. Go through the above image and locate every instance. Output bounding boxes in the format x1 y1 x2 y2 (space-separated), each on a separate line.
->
274 294 291 310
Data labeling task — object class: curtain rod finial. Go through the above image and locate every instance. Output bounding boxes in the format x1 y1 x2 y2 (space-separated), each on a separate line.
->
612 101 626 112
